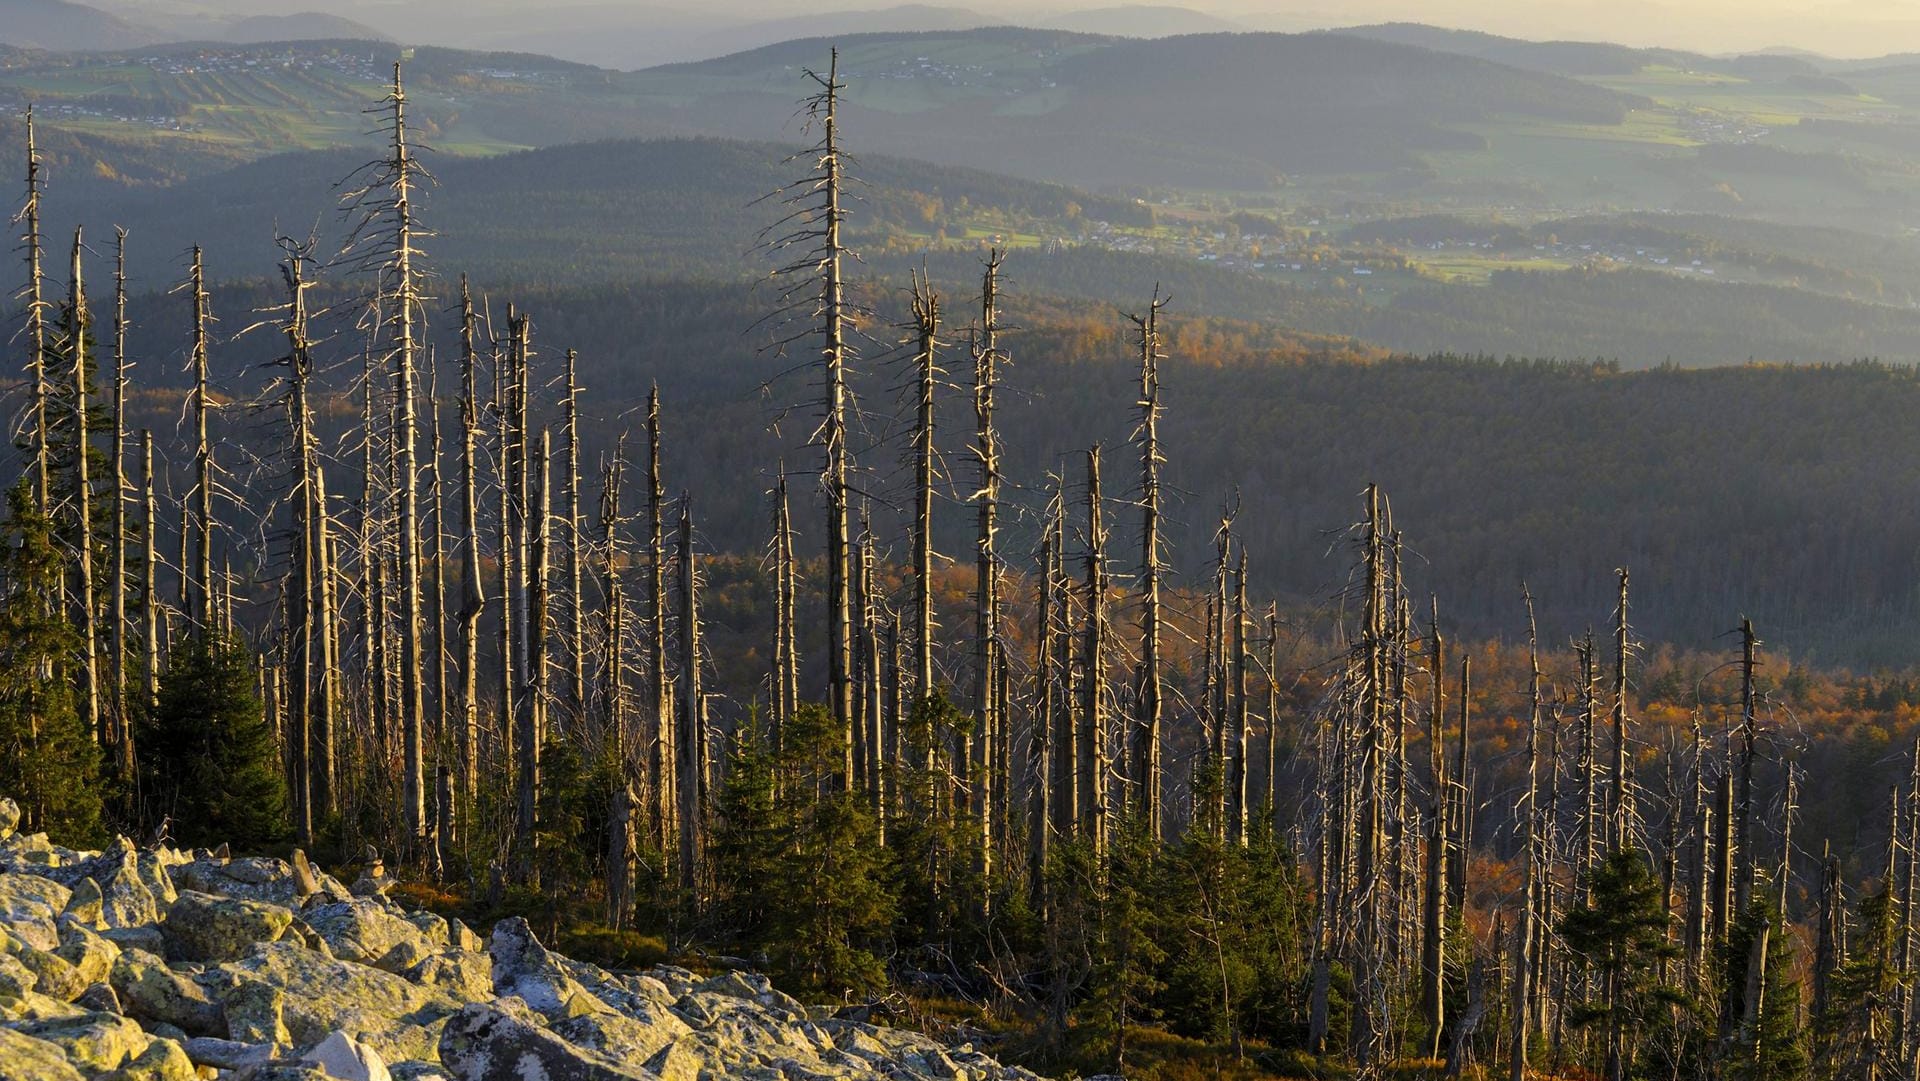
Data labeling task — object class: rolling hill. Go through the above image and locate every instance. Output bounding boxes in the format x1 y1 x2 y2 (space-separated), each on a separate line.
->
1041 5 1243 37
0 0 159 51
624 29 1641 187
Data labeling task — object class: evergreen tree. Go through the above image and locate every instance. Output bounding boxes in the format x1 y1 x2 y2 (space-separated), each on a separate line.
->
139 632 286 849
1079 818 1168 1072
1562 848 1684 1081
1722 897 1809 1081
1814 885 1901 1081
711 703 895 995
0 483 102 844
887 692 984 952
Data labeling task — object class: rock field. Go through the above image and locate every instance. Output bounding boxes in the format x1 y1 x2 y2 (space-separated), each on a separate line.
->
0 800 1046 1081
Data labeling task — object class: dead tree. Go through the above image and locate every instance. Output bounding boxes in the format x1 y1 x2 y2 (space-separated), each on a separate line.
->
139 430 159 718
1230 551 1249 845
109 228 131 776
602 454 631 926
493 311 519 793
1813 844 1843 1020
563 349 586 728
646 386 671 851
762 50 856 767
1610 567 1632 849
1030 525 1053 909
1079 446 1109 857
1714 750 1734 944
1048 472 1076 840
515 430 551 882
185 248 215 629
1266 607 1282 827
676 493 706 900
1423 597 1447 1057
1452 654 1472 916
1687 714 1710 967
1735 616 1759 914
910 275 938 700
1511 587 1542 1081
1129 288 1168 839
1578 631 1598 880
972 252 1005 854
455 278 483 807
278 241 323 845
65 230 101 748
772 468 798 737
427 364 449 800
376 63 430 857
16 106 49 505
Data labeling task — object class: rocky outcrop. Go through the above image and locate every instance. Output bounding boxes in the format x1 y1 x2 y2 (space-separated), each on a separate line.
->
0 815 1047 1081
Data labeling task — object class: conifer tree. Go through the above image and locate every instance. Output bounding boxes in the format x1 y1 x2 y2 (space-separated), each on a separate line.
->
0 484 101 843
1563 849 1683 1081
141 631 286 850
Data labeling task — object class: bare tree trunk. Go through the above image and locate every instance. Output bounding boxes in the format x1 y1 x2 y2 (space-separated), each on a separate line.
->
1266 608 1281 829
789 52 856 771
1129 290 1167 840
515 431 550 882
1610 567 1631 849
140 431 158 729
676 494 705 903
1048 477 1075 840
911 277 937 700
20 107 50 507
1423 597 1447 1058
602 455 630 927
1031 527 1052 911
66 230 101 750
563 350 586 731
456 279 483 809
280 243 317 846
369 64 431 860
1778 767 1797 917
1230 552 1248 845
1687 714 1710 968
427 369 449 816
1711 752 1733 950
773 469 797 741
1813 844 1842 1020
1899 741 1919 1065
188 247 214 629
1453 654 1472 917
856 523 879 802
495 313 518 800
110 228 130 777
1511 587 1542 1081
1079 447 1108 857
973 253 1004 863
1578 631 1598 880
1736 616 1759 915
647 386 671 853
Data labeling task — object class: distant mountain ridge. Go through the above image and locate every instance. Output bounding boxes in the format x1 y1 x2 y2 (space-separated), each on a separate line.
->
1040 5 1243 37
0 0 387 51
0 0 158 51
221 12 388 44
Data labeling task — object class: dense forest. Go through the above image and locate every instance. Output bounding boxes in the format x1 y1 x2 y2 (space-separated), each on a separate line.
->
13 52 1920 1081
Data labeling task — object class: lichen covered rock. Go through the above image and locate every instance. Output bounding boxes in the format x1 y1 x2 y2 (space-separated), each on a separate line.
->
162 891 293 962
0 823 1044 1081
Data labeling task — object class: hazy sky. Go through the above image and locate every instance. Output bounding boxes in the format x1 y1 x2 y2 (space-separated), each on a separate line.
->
1202 0 1920 56
123 0 1920 61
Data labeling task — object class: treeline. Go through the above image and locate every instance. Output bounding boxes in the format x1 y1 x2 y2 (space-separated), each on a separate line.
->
10 53 1920 1081
91 270 1920 662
